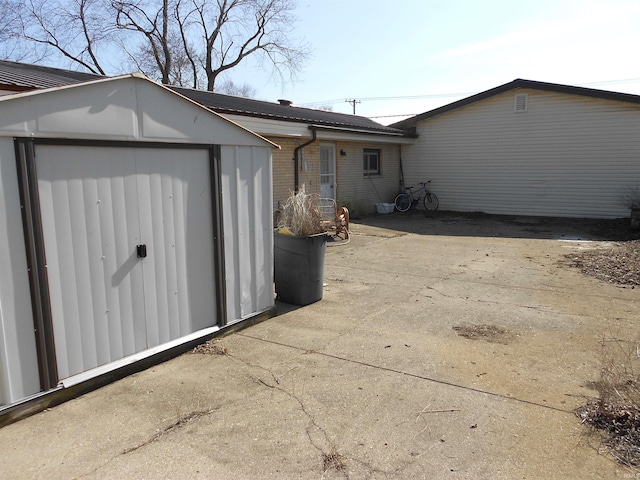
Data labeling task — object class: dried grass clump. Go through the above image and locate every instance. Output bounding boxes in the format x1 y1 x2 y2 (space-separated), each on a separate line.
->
277 185 324 237
576 338 640 468
322 450 346 473
453 323 511 344
191 340 229 355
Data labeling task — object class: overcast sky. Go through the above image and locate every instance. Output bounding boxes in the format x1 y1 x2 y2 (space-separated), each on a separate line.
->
230 0 640 124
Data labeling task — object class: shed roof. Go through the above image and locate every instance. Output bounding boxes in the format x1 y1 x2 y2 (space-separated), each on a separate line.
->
0 73 276 147
0 60 402 136
390 78 640 129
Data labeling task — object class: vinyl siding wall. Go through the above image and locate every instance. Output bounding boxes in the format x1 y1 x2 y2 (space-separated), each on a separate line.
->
401 89 640 218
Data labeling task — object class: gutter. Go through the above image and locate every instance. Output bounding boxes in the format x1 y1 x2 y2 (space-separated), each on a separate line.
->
293 126 317 192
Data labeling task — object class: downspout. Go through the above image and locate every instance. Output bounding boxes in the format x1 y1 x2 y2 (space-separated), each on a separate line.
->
293 126 317 192
398 144 405 193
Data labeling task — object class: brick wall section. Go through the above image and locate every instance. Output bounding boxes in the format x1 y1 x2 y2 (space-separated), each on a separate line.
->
268 136 401 217
269 137 321 210
335 142 400 216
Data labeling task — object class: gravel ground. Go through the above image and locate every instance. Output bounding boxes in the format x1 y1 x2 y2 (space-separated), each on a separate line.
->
564 220 640 286
565 240 640 286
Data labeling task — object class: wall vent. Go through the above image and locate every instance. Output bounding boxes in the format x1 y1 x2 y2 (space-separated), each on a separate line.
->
514 94 528 112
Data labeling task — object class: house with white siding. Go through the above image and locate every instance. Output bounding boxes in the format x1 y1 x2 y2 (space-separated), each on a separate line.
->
391 79 640 219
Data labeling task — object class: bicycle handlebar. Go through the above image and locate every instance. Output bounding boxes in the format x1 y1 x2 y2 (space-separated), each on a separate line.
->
407 181 431 190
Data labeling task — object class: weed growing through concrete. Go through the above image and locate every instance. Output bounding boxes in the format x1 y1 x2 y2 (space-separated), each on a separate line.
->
322 450 346 474
576 337 640 469
191 339 229 355
453 324 510 343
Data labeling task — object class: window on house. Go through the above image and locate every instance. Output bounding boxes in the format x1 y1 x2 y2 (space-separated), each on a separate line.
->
363 148 381 176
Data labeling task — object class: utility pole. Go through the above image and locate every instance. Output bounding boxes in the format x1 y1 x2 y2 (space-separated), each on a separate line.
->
345 98 361 114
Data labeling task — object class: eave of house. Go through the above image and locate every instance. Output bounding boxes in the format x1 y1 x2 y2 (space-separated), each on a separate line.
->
221 114 415 144
391 78 640 129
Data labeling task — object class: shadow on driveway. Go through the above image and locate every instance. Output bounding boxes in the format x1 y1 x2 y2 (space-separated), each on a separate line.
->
355 209 636 241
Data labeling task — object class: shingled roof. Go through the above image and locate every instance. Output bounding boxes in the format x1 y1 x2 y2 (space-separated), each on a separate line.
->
170 85 402 135
391 78 640 129
0 59 103 92
0 60 402 135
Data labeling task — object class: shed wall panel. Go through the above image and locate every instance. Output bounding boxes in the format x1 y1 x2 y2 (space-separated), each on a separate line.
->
401 89 640 218
221 145 274 322
0 139 40 405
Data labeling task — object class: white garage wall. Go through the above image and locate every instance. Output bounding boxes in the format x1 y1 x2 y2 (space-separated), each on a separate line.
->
402 89 640 218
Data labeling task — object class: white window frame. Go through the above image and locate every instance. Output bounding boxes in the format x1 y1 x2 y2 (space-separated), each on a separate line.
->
363 148 381 176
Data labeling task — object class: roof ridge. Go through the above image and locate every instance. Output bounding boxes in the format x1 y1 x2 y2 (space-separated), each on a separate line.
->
391 78 640 128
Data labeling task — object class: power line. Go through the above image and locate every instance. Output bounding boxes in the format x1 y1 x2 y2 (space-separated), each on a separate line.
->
297 77 640 109
299 91 474 108
369 113 417 119
345 98 361 114
577 77 640 87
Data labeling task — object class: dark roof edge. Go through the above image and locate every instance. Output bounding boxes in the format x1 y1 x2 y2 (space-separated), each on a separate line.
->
308 124 405 137
211 108 403 134
390 78 640 128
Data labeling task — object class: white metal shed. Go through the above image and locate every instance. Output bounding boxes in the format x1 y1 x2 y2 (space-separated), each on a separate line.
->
0 74 276 419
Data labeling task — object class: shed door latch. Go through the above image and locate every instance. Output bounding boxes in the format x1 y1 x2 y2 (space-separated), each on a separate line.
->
136 244 147 258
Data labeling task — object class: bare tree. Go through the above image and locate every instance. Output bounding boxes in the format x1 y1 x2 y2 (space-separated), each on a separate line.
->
118 0 308 91
112 0 173 83
16 0 114 74
0 0 29 59
217 78 255 97
174 0 200 88
191 0 308 91
4 0 308 94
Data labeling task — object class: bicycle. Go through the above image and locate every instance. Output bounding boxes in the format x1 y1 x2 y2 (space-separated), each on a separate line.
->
394 181 439 212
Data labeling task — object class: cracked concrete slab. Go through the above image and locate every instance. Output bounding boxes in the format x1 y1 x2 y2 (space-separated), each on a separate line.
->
0 212 637 479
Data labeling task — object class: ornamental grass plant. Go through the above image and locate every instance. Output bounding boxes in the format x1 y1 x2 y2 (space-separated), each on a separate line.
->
276 185 325 237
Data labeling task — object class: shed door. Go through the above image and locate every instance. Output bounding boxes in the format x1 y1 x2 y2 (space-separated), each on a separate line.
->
35 145 217 379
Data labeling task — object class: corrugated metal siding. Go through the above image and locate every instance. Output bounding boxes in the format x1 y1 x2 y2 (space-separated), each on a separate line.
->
221 145 274 322
36 145 216 379
402 89 640 218
0 139 40 405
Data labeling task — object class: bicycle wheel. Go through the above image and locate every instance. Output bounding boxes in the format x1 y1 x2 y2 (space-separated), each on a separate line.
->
394 193 412 212
423 193 439 211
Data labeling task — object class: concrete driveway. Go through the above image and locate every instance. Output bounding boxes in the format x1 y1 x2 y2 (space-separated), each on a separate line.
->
1 212 637 479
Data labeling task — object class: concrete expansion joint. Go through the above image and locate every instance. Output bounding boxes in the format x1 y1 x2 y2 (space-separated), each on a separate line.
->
239 333 575 416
